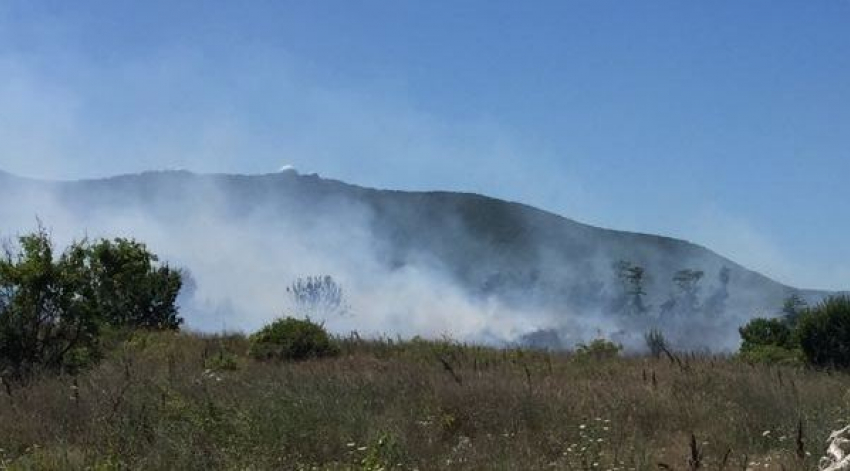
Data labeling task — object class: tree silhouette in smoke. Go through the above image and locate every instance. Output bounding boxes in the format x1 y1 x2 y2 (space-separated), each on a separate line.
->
287 275 349 319
661 269 705 319
610 260 650 317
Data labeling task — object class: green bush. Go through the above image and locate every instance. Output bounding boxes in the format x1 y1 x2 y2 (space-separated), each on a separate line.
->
575 338 622 360
796 296 850 368
738 317 793 352
737 345 803 366
0 228 184 382
84 238 183 330
0 229 101 380
249 317 339 361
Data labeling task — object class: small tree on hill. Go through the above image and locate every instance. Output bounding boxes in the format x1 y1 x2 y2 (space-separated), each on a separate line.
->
661 269 704 318
611 261 650 317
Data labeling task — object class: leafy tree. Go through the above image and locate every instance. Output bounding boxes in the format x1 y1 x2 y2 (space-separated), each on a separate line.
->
0 230 101 380
84 238 183 330
249 316 339 361
0 229 184 382
287 275 348 319
796 296 850 368
738 317 793 353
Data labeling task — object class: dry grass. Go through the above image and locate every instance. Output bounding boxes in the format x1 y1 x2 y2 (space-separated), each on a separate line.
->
0 332 847 470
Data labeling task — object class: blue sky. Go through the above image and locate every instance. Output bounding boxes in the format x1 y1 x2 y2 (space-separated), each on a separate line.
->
0 1 848 290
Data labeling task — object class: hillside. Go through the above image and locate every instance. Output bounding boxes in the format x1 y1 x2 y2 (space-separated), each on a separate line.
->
0 170 829 350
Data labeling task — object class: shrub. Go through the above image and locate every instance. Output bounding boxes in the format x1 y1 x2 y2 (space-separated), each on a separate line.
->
796 296 850 368
737 345 804 366
84 238 183 330
738 317 793 353
204 350 240 371
249 317 339 361
0 229 101 380
575 338 622 360
0 229 184 381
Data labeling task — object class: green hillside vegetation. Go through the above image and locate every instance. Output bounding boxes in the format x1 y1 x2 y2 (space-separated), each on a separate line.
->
738 295 850 368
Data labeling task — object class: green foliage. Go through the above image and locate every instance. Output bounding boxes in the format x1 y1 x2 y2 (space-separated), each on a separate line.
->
738 317 793 353
0 229 183 381
205 350 240 371
249 317 339 361
737 297 850 368
737 345 803 366
85 238 183 330
796 296 850 368
0 229 101 379
575 338 622 360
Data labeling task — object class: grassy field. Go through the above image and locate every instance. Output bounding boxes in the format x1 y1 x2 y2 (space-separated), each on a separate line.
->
0 332 847 470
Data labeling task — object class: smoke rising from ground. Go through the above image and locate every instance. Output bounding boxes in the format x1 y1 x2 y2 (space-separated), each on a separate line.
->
0 171 820 352
0 173 550 343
